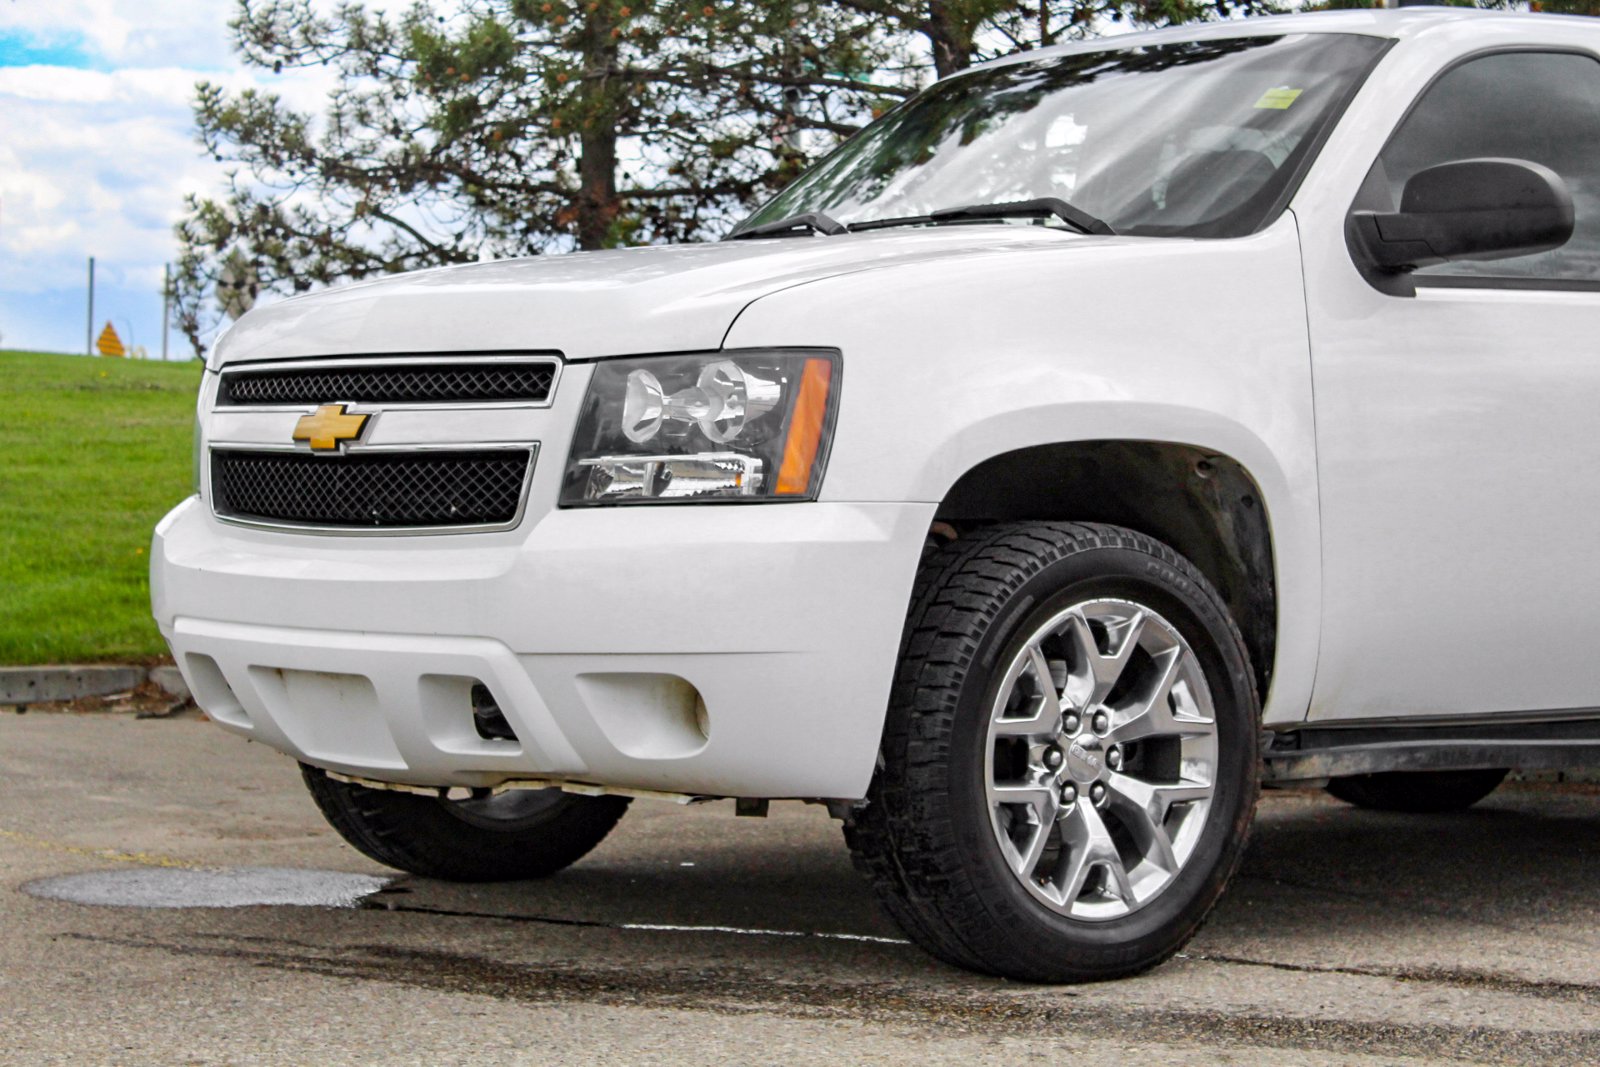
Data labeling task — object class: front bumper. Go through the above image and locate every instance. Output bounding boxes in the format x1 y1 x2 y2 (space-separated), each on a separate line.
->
152 496 932 798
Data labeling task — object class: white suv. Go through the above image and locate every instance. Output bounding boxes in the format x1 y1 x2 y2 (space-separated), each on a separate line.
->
152 9 1600 982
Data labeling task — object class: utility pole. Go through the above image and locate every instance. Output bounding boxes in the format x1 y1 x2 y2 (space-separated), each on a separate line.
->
161 263 171 362
86 256 95 356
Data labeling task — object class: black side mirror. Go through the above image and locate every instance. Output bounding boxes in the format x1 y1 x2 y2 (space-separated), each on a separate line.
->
1351 158 1574 274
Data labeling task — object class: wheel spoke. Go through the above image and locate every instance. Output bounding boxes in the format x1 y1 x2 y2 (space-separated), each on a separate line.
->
1065 609 1144 709
1026 642 1064 733
991 642 1064 739
1012 809 1055 878
1058 798 1132 905
1104 772 1209 874
990 780 1060 878
990 781 1061 821
1107 646 1211 744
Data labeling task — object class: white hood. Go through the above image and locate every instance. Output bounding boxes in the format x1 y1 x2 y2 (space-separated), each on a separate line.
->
211 226 1102 366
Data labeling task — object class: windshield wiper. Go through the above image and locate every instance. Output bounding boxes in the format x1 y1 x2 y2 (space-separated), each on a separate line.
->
928 197 1116 236
727 211 848 240
731 199 1114 240
846 214 934 233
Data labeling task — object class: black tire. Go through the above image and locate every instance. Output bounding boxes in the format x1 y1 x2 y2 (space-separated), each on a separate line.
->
301 764 629 881
1326 768 1508 814
845 522 1260 983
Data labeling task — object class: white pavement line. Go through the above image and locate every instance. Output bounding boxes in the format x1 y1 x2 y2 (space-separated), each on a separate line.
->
620 922 909 944
379 902 912 945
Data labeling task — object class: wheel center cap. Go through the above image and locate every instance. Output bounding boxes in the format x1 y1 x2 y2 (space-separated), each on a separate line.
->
1065 737 1105 784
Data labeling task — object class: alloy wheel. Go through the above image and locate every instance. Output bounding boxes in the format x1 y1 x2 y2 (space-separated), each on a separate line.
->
984 598 1218 920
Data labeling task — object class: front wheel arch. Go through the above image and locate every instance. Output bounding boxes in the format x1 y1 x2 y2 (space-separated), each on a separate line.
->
931 440 1277 703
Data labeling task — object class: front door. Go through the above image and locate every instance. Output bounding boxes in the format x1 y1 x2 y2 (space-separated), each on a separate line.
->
1306 47 1600 722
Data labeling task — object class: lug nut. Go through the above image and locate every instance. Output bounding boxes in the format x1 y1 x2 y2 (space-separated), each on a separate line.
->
1043 747 1064 771
1090 782 1107 806
1107 746 1122 771
1092 711 1110 735
1063 713 1081 735
1061 783 1078 805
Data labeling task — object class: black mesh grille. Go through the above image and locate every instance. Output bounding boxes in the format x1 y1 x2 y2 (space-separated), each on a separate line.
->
212 450 532 529
220 361 556 406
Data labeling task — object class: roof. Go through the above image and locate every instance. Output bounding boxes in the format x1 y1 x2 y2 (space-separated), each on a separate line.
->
969 8 1596 73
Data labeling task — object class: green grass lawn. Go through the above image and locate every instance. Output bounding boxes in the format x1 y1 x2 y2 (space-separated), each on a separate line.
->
0 350 202 664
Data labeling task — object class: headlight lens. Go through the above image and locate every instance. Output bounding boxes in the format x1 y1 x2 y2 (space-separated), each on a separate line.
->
561 349 840 506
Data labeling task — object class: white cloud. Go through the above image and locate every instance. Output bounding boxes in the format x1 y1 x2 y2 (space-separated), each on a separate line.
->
0 2 361 352
1 76 189 286
0 0 240 69
2 0 558 354
0 59 339 293
0 64 189 105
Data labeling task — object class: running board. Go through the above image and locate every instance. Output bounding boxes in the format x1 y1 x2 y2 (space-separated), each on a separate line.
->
1262 717 1600 783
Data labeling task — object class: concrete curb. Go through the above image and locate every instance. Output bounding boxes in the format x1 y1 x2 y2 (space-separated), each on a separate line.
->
148 665 190 701
1 664 189 705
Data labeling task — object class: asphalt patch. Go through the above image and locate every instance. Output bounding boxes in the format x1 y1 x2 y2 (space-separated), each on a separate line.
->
23 866 391 908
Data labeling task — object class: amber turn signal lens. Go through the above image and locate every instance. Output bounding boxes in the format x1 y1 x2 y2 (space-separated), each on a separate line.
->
775 358 833 495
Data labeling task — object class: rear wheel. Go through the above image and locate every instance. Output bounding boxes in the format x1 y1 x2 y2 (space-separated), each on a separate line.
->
302 764 629 881
1326 768 1508 813
846 522 1259 982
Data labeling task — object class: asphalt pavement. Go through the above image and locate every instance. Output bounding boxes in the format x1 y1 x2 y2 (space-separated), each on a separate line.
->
4 710 1600 1065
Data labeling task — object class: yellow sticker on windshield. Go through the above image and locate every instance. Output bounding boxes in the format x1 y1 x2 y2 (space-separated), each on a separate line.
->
1254 87 1303 110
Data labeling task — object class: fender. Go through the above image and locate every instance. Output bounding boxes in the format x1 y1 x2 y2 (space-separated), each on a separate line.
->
723 214 1321 727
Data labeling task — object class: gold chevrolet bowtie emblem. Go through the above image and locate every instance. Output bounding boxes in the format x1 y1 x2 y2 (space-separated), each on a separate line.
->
292 404 370 451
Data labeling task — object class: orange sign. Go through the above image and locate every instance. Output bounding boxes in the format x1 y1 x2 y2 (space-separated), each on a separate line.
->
96 322 126 357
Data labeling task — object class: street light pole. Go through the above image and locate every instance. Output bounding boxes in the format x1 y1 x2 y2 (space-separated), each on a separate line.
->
162 263 171 362
86 256 95 356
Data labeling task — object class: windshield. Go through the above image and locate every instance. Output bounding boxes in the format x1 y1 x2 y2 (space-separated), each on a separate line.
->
735 32 1388 239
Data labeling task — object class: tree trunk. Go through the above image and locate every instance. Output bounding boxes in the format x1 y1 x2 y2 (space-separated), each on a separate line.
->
924 1 978 78
576 5 622 251
577 124 618 251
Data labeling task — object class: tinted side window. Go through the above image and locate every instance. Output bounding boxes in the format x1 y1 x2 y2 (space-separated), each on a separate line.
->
1359 51 1600 285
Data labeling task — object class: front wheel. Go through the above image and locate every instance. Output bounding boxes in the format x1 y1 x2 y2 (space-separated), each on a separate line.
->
302 765 629 881
846 523 1260 982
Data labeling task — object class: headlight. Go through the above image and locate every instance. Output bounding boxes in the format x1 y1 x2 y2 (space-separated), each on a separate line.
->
561 349 839 506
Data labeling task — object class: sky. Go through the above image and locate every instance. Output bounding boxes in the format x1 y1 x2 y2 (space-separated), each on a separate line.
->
0 1 364 360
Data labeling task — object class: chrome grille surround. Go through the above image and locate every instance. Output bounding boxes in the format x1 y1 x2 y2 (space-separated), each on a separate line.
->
215 354 562 410
210 445 538 534
205 353 561 536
